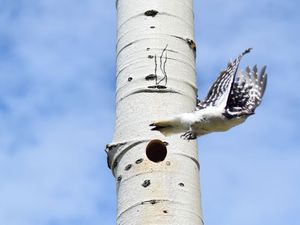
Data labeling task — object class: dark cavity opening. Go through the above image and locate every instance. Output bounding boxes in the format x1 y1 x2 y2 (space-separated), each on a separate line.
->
146 139 167 163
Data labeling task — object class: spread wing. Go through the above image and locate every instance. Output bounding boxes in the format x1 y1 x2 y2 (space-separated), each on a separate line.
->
226 65 267 114
196 48 252 110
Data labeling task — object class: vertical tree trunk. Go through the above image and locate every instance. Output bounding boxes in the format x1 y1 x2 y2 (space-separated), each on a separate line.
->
106 0 203 224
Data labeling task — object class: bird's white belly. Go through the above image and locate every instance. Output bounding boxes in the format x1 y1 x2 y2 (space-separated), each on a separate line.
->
192 115 247 136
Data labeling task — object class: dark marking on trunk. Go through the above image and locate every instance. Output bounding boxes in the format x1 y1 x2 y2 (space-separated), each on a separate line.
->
144 10 158 17
150 200 157 204
125 164 132 171
113 161 118 168
176 153 200 170
147 85 167 89
146 45 169 89
170 35 197 58
135 158 143 164
117 175 122 182
118 88 183 102
157 44 168 86
145 74 156 81
117 199 174 220
142 179 151 187
117 42 134 57
186 38 197 58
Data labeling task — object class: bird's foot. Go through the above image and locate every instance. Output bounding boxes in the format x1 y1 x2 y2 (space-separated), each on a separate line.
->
180 131 197 140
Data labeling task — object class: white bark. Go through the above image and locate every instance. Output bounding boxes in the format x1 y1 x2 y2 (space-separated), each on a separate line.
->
106 0 203 224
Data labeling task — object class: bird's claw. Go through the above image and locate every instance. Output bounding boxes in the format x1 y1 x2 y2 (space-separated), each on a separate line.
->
180 131 197 140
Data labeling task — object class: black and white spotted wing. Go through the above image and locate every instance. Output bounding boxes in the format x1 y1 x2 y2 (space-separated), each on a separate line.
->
226 65 267 113
197 48 252 110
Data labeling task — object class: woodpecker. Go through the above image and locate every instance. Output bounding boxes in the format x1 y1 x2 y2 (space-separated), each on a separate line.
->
150 48 267 140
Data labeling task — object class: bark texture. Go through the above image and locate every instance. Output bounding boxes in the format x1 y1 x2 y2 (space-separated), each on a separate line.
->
106 0 203 224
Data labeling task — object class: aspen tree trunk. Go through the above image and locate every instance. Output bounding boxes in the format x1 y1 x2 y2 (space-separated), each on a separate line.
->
106 0 203 224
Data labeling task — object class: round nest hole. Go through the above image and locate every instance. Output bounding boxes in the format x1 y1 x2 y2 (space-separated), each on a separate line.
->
146 139 167 163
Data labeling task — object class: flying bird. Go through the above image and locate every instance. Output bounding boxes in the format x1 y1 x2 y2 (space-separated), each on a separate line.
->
150 48 267 140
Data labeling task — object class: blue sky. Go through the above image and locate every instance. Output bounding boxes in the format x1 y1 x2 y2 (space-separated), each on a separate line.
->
0 0 299 225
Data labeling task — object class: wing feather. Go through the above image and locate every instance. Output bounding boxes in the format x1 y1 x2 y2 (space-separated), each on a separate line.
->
226 65 267 114
197 48 252 110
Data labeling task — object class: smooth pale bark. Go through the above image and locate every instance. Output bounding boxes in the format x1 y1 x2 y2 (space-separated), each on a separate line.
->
106 0 203 224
